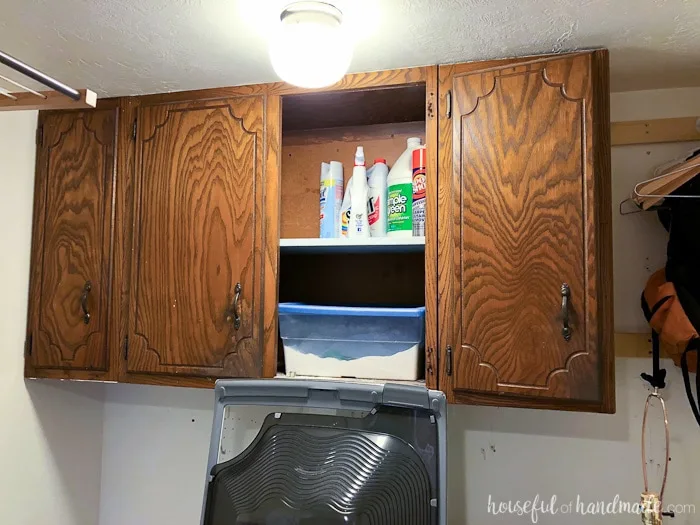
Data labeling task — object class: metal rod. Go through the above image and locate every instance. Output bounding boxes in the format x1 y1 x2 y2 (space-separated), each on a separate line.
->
0 86 17 101
0 49 80 101
0 73 46 98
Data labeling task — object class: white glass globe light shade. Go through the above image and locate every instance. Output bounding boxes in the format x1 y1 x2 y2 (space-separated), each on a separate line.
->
269 2 353 89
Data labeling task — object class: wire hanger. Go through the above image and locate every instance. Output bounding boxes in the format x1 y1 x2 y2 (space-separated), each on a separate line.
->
634 159 700 199
619 149 700 215
633 149 700 210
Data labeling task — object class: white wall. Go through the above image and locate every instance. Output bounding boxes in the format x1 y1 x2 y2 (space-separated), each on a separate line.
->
96 86 700 525
610 87 700 332
0 111 105 525
99 384 212 525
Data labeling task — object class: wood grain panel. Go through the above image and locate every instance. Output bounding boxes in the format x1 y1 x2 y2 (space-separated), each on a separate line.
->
591 50 615 413
283 85 426 131
423 66 439 389
281 122 426 239
128 96 265 377
28 108 117 370
114 96 137 382
268 67 428 96
262 94 282 378
437 65 456 392
439 51 614 410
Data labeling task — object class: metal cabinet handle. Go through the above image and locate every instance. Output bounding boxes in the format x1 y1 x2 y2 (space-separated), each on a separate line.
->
561 283 571 341
226 283 242 330
80 280 92 325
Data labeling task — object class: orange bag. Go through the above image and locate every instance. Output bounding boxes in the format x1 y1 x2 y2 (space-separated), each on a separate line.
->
643 269 698 372
643 269 700 425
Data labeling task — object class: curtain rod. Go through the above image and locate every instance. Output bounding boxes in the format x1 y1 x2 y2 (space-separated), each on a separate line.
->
0 49 81 101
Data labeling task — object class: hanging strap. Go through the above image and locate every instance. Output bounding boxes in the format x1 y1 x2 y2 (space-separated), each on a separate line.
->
641 330 667 389
681 339 700 426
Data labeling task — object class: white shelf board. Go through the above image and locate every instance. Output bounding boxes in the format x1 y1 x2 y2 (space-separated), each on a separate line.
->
275 373 425 388
280 236 425 254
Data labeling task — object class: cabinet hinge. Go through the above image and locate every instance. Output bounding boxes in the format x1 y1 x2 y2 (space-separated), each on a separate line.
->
36 125 44 147
25 334 33 357
131 119 137 141
446 90 452 119
123 335 129 360
446 345 453 376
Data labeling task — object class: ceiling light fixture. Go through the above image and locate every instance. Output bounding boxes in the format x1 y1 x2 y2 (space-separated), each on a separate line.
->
269 1 353 89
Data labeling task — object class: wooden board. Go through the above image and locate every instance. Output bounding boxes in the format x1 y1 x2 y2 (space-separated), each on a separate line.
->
281 121 426 238
612 117 700 146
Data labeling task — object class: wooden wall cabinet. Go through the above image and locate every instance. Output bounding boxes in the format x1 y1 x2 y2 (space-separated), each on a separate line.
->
25 107 118 380
25 51 614 412
438 51 614 411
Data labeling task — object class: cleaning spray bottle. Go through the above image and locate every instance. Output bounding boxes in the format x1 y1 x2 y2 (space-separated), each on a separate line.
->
319 161 344 238
339 183 352 238
349 146 370 238
367 158 389 237
412 147 427 237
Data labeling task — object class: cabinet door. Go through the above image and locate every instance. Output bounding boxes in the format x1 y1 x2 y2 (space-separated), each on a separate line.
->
127 97 264 377
27 109 117 372
438 52 614 411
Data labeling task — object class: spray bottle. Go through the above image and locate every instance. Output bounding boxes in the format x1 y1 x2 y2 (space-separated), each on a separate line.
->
348 146 370 238
367 158 389 237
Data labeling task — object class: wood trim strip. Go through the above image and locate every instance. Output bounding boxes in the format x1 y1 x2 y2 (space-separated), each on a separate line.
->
612 117 700 146
267 67 428 95
114 97 137 382
424 65 439 390
614 332 669 358
591 49 616 413
436 64 455 394
262 94 281 378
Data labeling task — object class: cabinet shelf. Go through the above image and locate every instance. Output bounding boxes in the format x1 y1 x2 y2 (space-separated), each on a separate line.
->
280 237 425 254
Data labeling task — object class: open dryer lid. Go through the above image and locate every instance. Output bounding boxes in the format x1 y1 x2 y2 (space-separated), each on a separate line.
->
201 379 447 525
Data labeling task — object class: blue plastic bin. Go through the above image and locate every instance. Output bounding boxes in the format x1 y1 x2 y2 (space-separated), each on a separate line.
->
278 303 425 380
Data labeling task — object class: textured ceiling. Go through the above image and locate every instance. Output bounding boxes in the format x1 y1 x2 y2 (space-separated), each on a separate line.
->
0 0 698 97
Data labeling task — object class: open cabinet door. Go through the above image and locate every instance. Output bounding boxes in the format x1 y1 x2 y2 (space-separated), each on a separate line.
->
437 51 614 411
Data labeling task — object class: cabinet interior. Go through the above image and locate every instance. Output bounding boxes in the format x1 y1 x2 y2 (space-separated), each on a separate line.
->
278 84 427 382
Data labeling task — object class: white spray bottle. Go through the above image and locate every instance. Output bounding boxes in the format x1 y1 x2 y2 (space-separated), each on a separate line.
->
348 146 370 238
367 158 389 237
